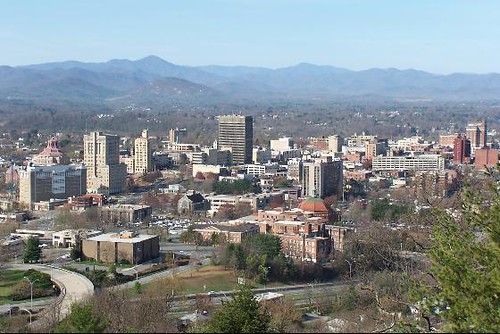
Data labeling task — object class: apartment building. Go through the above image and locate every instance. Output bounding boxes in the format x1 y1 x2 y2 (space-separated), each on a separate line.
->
302 157 343 199
84 131 126 195
134 129 153 174
279 234 331 263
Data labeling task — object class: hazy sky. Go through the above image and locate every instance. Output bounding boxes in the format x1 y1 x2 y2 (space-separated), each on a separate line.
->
1 0 500 74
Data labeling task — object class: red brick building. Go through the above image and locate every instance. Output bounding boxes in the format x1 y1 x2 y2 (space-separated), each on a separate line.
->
193 223 260 244
257 197 333 263
453 135 471 164
474 148 498 169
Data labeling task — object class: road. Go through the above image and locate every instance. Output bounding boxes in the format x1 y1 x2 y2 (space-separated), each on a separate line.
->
113 258 211 290
160 243 216 260
4 264 94 328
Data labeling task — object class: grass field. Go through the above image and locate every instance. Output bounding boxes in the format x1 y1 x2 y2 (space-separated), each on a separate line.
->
0 270 25 305
175 265 242 294
172 265 297 294
129 265 300 297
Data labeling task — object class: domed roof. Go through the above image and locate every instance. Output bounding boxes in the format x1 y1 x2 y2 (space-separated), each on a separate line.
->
298 197 329 213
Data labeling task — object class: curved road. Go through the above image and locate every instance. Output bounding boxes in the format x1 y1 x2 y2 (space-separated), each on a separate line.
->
5 264 94 326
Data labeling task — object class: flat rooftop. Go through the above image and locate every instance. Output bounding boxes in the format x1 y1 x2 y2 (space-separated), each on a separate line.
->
86 232 158 243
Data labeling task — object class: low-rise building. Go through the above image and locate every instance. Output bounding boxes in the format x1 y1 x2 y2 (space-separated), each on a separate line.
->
68 194 107 210
52 229 102 248
326 225 353 252
82 231 160 264
177 191 210 216
372 154 445 173
193 223 260 244
11 229 54 242
279 234 331 263
99 204 152 225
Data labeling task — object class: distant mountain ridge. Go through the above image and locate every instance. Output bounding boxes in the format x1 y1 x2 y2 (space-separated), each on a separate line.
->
0 55 499 105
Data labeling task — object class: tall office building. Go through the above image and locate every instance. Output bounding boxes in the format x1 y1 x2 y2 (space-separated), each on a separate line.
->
302 157 343 199
217 115 253 165
453 134 471 164
134 129 152 174
84 131 126 195
18 164 86 209
328 135 343 153
466 119 487 149
168 127 187 144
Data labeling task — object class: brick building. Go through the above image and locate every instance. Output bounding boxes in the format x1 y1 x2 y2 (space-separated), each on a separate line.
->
193 223 259 244
82 231 159 264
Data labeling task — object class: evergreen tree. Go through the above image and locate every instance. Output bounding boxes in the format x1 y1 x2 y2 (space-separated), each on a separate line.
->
419 171 500 332
56 303 108 333
22 236 41 263
201 285 270 333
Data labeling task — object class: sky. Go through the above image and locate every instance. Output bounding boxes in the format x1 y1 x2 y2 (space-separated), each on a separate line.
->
1 0 500 74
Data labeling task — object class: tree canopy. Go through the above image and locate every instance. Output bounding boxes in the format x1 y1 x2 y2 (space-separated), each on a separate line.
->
56 303 108 333
22 236 41 263
200 285 270 333
213 179 260 195
419 172 500 333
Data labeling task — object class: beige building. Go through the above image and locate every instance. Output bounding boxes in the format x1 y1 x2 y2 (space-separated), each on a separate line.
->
82 231 160 264
84 131 126 195
328 135 343 153
439 134 459 148
18 164 86 210
99 204 152 225
52 229 102 248
466 119 487 149
134 129 153 174
365 141 386 160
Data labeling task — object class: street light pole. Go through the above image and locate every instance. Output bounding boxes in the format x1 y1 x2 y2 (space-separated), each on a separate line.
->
124 265 140 281
23 277 39 310
345 259 353 280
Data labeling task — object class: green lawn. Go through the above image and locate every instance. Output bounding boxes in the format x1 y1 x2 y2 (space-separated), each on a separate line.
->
0 270 26 305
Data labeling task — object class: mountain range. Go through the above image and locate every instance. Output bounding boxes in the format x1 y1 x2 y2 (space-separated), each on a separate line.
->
1 55 499 105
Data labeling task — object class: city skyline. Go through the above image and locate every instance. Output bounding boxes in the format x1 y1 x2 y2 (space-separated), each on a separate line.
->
1 0 500 74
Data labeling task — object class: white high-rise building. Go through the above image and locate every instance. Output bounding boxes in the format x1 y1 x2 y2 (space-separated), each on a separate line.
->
134 129 152 174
